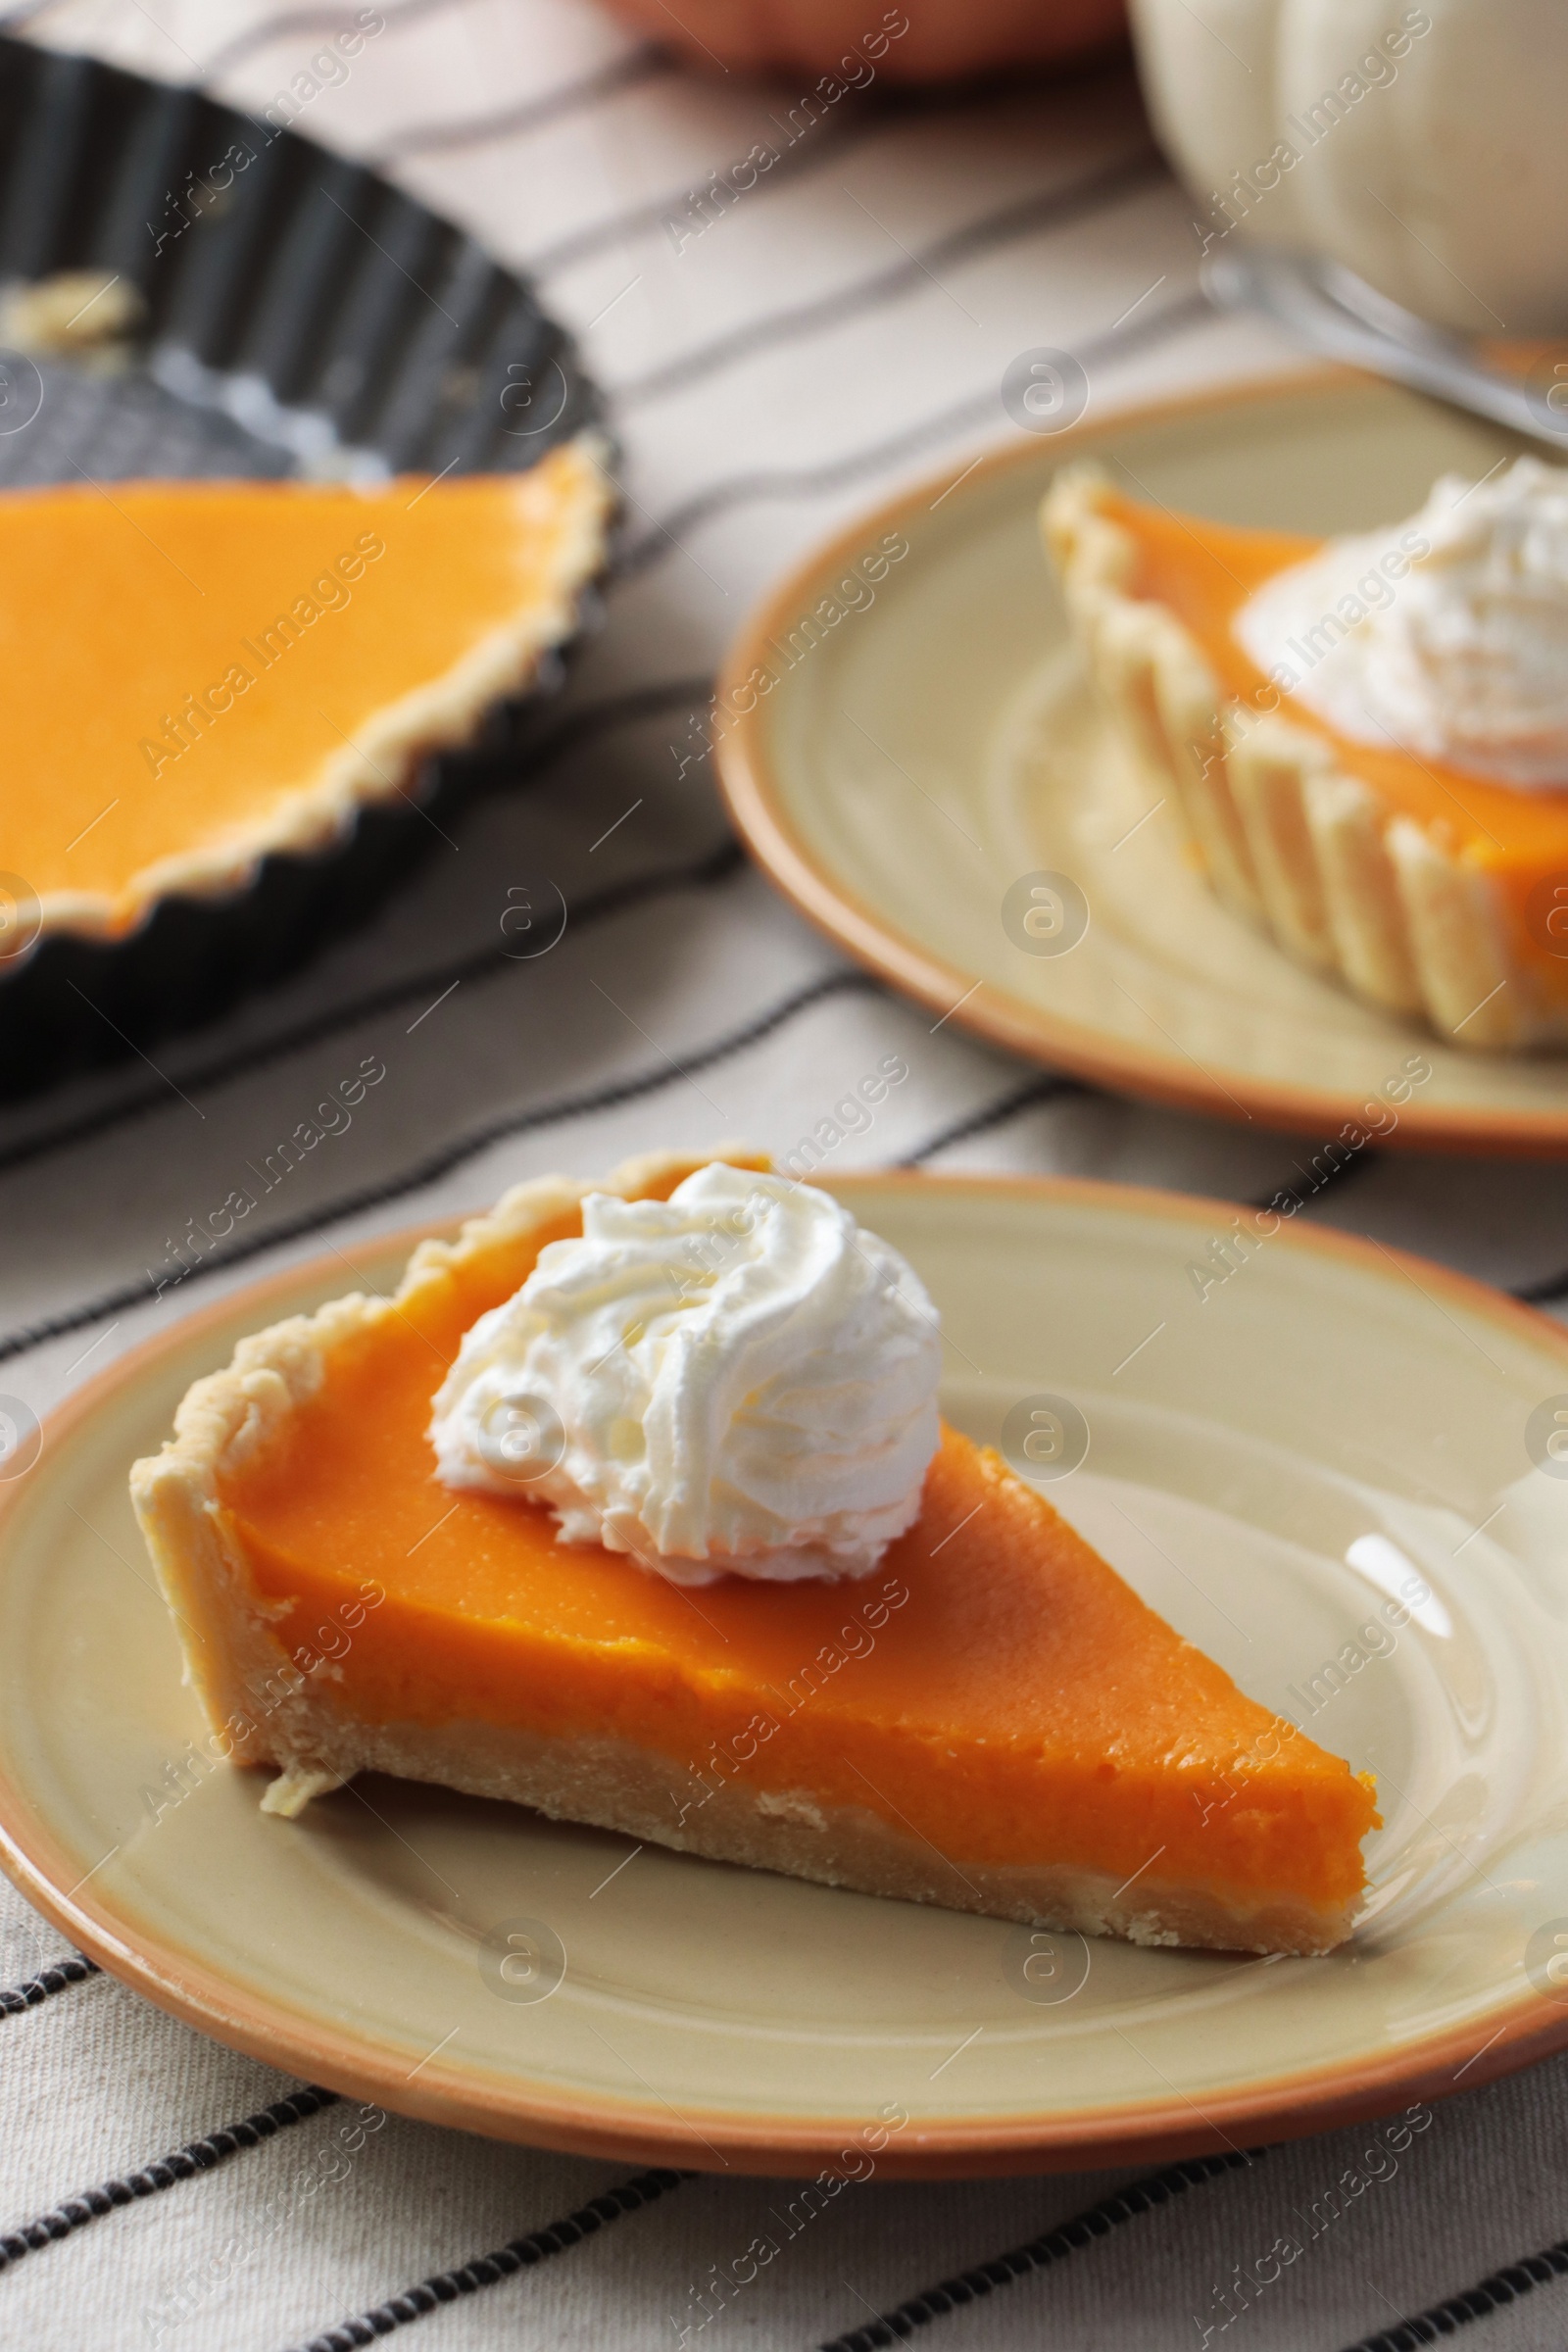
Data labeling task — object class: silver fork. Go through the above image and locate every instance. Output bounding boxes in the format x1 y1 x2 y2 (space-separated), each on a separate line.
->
1201 245 1568 455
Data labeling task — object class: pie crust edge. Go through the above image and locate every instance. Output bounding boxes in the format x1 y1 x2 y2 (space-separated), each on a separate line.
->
1043 464 1557 1054
130 1149 763 1774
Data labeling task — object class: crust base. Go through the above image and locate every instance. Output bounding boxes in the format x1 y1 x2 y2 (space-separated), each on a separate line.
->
1043 465 1558 1054
252 1700 1356 1959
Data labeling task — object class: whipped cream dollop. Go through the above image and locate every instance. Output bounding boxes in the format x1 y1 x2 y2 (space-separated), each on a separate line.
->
428 1163 943 1586
1233 457 1568 788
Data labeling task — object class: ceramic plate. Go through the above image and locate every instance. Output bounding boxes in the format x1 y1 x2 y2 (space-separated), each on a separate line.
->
4 1174 1568 2175
714 370 1568 1154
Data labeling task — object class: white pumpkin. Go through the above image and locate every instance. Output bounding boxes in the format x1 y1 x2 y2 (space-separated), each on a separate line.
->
1128 0 1568 334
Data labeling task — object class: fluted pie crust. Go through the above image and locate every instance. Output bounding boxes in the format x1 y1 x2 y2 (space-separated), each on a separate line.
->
130 1151 1378 1957
1044 466 1568 1053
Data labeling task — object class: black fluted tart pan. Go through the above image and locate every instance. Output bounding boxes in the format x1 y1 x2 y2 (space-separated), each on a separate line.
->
0 32 605 1099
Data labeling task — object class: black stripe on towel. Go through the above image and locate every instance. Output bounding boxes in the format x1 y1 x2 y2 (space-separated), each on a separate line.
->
817 2150 1261 2351
0 2087 339 2272
0 1953 99 2018
368 46 669 163
1337 2236 1568 2351
898 1073 1089 1164
612 149 1164 409
0 968 880 1366
526 109 875 278
615 288 1213 575
0 821 736 1184
1513 1263 1568 1306
1248 1146 1384 1217
200 0 466 81
284 2167 693 2350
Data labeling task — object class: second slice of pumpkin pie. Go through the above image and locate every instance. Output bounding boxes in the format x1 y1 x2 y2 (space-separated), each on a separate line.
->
4 439 609 946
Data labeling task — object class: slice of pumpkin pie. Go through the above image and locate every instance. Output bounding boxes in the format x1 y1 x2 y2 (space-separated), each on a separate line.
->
1044 456 1568 1051
130 1152 1378 1957
4 438 609 947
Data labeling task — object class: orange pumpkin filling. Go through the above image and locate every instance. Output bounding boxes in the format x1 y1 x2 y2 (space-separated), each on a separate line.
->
1100 487 1568 992
217 1196 1378 1926
1 442 605 928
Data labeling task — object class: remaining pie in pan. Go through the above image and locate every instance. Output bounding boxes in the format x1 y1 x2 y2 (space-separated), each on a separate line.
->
1044 457 1568 1051
4 437 610 950
131 1152 1379 1958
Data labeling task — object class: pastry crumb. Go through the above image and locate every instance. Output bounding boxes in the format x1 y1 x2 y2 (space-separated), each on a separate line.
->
0 270 145 369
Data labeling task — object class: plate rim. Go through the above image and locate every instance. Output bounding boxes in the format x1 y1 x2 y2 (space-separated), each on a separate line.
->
3 1169 1567 2177
711 368 1568 1159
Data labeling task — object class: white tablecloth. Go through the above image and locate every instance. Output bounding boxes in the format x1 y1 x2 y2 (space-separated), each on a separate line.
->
4 1 1568 2345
